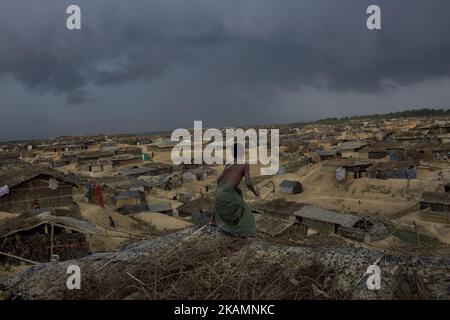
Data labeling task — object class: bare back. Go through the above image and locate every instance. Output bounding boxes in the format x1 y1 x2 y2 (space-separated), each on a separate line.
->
218 164 246 187
217 163 260 197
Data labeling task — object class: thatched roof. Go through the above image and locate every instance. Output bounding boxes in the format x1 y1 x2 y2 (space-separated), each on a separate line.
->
0 211 94 238
0 163 79 188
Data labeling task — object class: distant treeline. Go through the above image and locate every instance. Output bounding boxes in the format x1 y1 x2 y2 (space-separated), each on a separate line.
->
312 108 450 124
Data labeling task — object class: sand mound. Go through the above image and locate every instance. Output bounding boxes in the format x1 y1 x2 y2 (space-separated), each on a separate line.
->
133 212 191 232
0 212 17 224
77 202 152 252
78 202 139 232
252 163 435 216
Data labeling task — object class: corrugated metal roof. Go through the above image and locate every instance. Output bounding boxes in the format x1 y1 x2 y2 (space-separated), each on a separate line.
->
121 167 154 176
81 159 112 166
370 161 416 171
77 150 114 159
316 149 338 156
279 180 301 188
294 205 360 228
146 202 173 213
323 159 373 167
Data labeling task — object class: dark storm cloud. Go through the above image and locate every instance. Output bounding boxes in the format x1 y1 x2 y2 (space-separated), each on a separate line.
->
66 89 96 105
1 0 450 139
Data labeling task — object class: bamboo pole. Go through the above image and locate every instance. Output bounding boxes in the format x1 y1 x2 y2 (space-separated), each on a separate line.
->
0 251 39 265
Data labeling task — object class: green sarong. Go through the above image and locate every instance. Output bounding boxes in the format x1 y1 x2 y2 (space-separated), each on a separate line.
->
214 181 256 237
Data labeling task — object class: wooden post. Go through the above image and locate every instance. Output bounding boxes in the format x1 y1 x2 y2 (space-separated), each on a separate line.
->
413 220 421 247
50 222 54 261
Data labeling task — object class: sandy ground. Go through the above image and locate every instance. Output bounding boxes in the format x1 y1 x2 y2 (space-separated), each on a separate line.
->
78 202 141 233
132 212 191 232
77 201 151 252
56 163 78 174
249 163 436 216
145 194 184 209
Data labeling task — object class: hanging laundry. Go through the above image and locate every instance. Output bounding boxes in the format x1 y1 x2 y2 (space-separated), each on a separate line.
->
0 185 9 198
49 178 59 190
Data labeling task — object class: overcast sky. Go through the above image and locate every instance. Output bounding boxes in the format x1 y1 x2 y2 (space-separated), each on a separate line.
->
1 0 450 140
